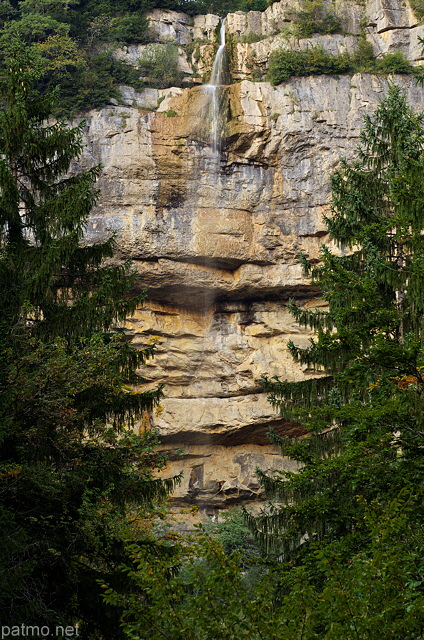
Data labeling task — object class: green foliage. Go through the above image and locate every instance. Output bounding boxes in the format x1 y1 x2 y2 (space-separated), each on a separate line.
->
43 51 146 116
268 45 354 84
178 0 267 14
236 30 266 43
351 36 375 70
0 3 148 117
137 42 183 88
292 0 342 38
237 0 267 9
0 0 195 116
214 508 261 562
1 10 70 41
375 51 415 74
409 0 424 20
103 496 424 639
0 45 179 635
107 10 149 43
278 495 424 640
268 43 421 85
0 33 147 116
84 11 150 44
0 0 17 24
103 531 278 640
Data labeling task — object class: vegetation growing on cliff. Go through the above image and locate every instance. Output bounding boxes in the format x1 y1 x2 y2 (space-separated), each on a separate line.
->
104 497 424 638
0 0 349 116
268 42 424 84
0 43 179 636
409 0 424 20
180 0 269 13
0 0 255 115
137 41 183 88
0 0 420 116
290 0 342 37
268 45 354 83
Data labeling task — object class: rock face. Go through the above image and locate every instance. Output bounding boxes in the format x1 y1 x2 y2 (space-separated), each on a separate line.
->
79 0 424 518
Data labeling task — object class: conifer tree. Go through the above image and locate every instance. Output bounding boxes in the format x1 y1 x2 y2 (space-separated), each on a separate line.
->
254 85 424 558
0 43 178 635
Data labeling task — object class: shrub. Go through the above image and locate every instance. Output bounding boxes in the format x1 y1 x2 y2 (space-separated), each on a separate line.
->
351 37 375 71
409 0 424 20
267 44 420 86
292 0 342 38
138 42 183 88
237 0 268 9
214 508 261 563
375 51 414 74
238 31 265 43
35 51 145 116
268 46 353 84
108 11 150 44
178 0 267 15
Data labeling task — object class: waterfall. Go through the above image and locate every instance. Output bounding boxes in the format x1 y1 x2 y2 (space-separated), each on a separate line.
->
204 18 227 155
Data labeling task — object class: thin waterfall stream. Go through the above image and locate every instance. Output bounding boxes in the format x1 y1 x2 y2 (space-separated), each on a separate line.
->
197 18 228 340
204 18 227 156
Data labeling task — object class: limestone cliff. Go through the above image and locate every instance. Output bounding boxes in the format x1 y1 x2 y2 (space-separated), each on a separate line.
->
78 0 424 519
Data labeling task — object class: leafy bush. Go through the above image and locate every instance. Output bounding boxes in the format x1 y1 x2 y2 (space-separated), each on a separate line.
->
268 44 420 86
102 496 424 640
35 51 145 116
0 11 70 43
375 51 414 74
108 11 150 43
237 0 268 9
177 0 267 15
214 508 260 562
409 0 424 20
351 37 376 71
237 31 265 43
138 42 183 88
292 0 342 38
268 46 353 84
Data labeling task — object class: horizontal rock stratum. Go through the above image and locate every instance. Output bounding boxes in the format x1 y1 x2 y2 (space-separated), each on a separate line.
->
78 0 424 518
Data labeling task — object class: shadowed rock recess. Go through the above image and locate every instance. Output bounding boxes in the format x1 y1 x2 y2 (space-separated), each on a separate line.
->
79 0 424 519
